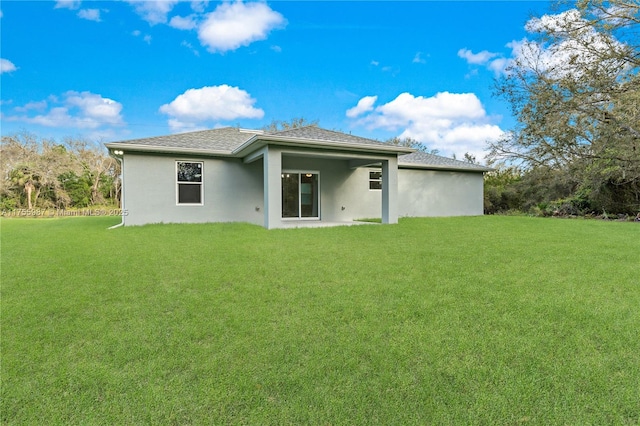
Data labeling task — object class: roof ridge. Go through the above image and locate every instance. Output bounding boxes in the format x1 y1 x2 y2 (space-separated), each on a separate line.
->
172 126 237 135
267 124 319 135
270 125 385 144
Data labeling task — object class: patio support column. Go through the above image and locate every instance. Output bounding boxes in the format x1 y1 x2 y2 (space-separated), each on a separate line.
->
263 146 282 229
381 157 398 224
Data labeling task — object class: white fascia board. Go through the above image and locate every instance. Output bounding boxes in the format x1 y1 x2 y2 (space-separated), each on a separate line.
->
104 143 233 157
243 146 268 164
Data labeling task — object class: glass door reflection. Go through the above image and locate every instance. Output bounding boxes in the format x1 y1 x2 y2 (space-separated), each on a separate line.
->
282 172 319 219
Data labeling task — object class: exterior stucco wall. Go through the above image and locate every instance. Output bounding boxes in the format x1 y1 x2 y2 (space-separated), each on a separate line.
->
398 168 484 217
336 167 382 220
121 152 484 227
122 153 263 226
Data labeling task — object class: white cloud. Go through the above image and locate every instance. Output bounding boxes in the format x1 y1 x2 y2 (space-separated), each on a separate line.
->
181 40 200 56
132 30 152 44
77 8 101 22
0 58 17 74
55 0 81 10
412 52 426 64
190 1 208 13
463 9 627 79
159 85 264 132
520 10 626 79
378 92 485 122
487 57 510 76
198 2 286 53
525 9 583 34
169 14 198 30
369 60 398 75
4 91 125 129
14 100 48 112
346 96 377 118
126 0 178 25
347 92 504 159
65 91 123 125
55 2 103 23
166 119 209 133
457 48 499 65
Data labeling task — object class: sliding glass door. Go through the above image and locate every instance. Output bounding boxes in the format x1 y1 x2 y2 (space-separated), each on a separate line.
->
282 171 319 219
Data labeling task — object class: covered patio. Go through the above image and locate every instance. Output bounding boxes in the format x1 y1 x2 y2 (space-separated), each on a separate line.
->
242 145 402 229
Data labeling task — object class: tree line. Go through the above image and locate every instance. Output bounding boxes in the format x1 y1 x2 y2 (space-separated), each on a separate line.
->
0 132 120 211
486 0 639 217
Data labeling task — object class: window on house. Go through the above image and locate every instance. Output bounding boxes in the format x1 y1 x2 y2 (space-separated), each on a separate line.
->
177 161 203 204
369 170 382 190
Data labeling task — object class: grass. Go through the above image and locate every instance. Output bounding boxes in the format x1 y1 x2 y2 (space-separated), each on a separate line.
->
1 216 639 425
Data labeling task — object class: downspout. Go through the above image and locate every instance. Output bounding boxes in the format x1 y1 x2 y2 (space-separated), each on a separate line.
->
108 150 125 229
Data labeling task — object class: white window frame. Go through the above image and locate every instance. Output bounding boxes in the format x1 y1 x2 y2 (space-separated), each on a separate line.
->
369 169 382 191
176 161 204 206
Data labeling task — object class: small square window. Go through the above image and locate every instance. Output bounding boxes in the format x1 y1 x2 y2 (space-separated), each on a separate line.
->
177 161 203 205
369 171 382 190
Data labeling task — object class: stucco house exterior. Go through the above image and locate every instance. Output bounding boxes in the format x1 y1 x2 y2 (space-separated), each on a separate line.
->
105 126 490 229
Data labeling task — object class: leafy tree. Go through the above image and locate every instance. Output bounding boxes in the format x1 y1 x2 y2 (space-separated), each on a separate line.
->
64 137 118 205
483 167 523 214
58 171 92 207
37 143 77 208
386 136 439 154
0 133 120 210
8 164 39 209
263 117 319 132
1 133 74 208
1 133 39 208
516 166 578 213
463 153 478 164
490 0 640 213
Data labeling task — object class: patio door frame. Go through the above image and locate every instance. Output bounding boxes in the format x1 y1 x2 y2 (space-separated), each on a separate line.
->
281 169 320 220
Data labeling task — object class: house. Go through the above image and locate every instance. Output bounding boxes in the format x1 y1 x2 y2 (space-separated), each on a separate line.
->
104 126 490 228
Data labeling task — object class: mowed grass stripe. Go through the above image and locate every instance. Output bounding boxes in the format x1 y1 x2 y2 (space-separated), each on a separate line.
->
1 216 639 424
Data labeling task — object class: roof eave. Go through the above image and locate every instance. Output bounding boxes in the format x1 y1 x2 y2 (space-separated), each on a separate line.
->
399 162 493 172
104 142 232 156
233 135 415 157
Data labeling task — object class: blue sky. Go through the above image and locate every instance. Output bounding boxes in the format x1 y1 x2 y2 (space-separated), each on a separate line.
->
1 1 556 160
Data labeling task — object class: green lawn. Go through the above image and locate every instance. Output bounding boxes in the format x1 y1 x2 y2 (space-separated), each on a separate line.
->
2 216 639 424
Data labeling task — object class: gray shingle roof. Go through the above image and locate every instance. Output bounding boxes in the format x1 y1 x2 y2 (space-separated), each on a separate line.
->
107 127 257 152
268 126 391 148
399 151 491 172
107 125 411 154
106 126 490 172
